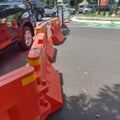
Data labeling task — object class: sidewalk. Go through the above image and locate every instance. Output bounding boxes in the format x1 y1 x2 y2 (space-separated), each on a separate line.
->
71 14 120 24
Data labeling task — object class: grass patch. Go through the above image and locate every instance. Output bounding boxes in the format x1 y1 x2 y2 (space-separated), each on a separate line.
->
83 13 98 17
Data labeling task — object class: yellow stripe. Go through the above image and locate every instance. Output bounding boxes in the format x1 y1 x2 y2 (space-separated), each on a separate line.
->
28 58 41 66
50 21 52 25
50 20 55 25
22 73 36 86
35 29 41 35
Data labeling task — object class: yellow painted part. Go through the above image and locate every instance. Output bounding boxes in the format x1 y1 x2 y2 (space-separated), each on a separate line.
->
50 20 52 24
50 20 54 25
28 58 41 66
22 73 36 86
35 29 41 35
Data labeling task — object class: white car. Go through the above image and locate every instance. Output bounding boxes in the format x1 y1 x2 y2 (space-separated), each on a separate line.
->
79 5 93 13
63 8 70 22
44 5 56 17
64 5 76 15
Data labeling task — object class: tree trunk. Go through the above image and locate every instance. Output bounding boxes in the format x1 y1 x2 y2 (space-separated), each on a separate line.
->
54 0 57 9
74 0 78 10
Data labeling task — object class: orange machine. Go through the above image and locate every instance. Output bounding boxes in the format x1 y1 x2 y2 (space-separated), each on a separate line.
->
0 1 36 51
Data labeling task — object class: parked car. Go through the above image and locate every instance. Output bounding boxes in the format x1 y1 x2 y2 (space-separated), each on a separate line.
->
28 0 45 21
64 4 76 15
99 5 110 12
79 5 93 13
0 0 36 51
44 5 56 17
63 8 70 22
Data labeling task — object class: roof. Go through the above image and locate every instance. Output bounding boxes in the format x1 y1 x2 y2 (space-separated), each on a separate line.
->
79 0 89 6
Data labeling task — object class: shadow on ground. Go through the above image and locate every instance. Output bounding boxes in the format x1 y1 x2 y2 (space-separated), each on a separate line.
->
47 83 120 120
62 27 70 36
0 43 29 75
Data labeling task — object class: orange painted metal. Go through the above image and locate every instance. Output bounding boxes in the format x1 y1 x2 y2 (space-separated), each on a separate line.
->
35 22 55 62
49 18 65 45
28 33 63 116
11 20 17 28
0 66 50 120
0 19 32 50
0 23 14 50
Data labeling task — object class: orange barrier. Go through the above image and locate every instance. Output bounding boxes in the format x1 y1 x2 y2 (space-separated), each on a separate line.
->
35 22 55 62
0 29 63 120
0 66 50 120
49 18 65 45
28 33 63 115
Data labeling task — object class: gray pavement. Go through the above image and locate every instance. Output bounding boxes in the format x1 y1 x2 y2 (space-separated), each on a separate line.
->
47 21 120 120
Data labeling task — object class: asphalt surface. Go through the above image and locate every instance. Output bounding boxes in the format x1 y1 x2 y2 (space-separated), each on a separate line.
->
47 21 120 120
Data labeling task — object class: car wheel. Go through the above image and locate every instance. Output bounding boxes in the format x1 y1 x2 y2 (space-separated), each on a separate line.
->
52 12 56 17
36 12 42 21
73 11 76 15
18 26 33 50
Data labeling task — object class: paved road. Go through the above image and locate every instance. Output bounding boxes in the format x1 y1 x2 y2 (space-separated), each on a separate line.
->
47 21 120 120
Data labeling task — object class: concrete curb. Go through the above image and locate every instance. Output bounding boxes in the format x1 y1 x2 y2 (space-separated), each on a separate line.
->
71 16 120 24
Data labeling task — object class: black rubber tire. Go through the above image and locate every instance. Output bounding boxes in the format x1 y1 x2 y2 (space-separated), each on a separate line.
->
18 26 33 50
52 12 56 17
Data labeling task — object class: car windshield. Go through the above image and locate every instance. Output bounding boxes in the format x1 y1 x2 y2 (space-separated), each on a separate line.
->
65 5 73 8
79 5 84 8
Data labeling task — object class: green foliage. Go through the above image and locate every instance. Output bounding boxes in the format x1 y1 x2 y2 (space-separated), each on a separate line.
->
42 0 54 6
78 0 83 4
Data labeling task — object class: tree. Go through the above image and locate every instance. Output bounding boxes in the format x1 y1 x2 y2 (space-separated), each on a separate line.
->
70 0 74 6
74 0 78 10
54 0 57 9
